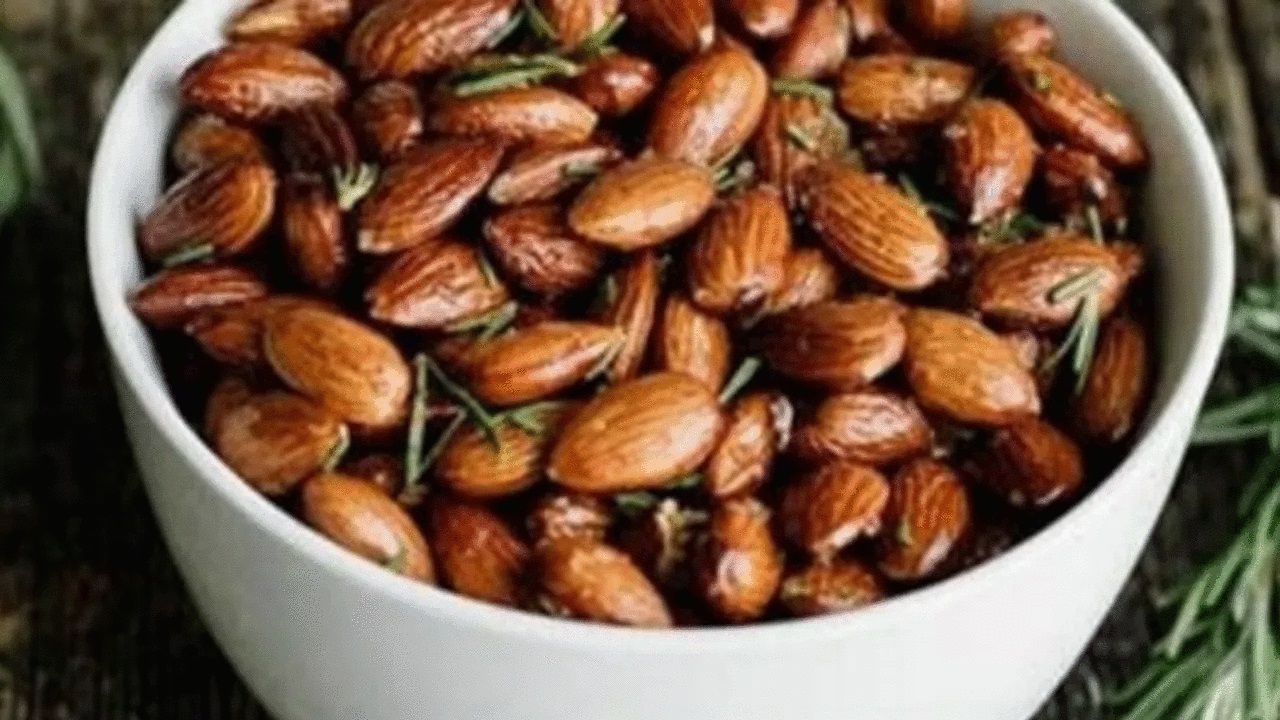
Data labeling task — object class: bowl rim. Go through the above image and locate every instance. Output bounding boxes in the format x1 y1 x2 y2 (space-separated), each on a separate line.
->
87 0 1235 651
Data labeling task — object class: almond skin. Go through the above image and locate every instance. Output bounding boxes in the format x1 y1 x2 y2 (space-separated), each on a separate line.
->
687 185 792 315
792 390 932 466
654 294 732 392
353 81 425 160
986 11 1055 58
624 0 715 55
722 0 798 39
846 0 890 45
572 53 662 118
227 0 352 45
568 156 716 250
705 393 792 499
487 139 624 206
798 162 949 291
281 173 348 293
366 239 510 330
601 250 660 382
436 411 568 498
130 264 268 329
215 392 348 496
346 0 518 80
280 105 360 174
448 322 624 406
755 297 906 391
944 99 1038 225
428 87 599 145
342 453 407 496
527 493 614 545
302 472 434 582
171 115 267 174
905 0 968 43
780 461 891 560
536 540 673 627
648 44 769 167
903 308 1041 426
204 375 255 440
760 247 840 316
695 498 784 623
877 458 971 581
540 0 622 49
779 559 884 617
837 54 975 127
484 204 608 297
548 372 725 493
186 300 271 368
969 234 1126 330
1040 144 1129 229
180 43 348 123
771 0 851 79
974 418 1085 508
357 137 505 254
140 161 277 262
1072 315 1150 444
264 304 412 429
1006 53 1148 169
751 93 850 209
428 498 531 606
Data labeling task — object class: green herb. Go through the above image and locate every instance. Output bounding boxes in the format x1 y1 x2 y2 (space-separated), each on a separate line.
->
421 354 501 445
383 544 409 574
1032 71 1054 93
561 160 603 181
449 53 582 97
333 163 379 211
321 426 350 472
478 254 501 288
898 173 961 223
614 491 660 518
521 0 559 44
670 473 704 491
577 13 627 55
1048 268 1103 306
1085 203 1106 243
501 401 565 435
159 242 216 268
714 157 756 192
784 123 818 152
1041 284 1103 394
403 354 432 489
897 521 914 546
770 78 834 105
416 412 467 483
719 356 763 403
446 301 518 339
487 9 527 49
0 45 42 222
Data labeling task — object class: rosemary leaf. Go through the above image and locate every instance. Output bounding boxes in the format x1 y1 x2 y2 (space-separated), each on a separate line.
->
770 78 834 104
403 354 431 488
321 425 351 472
521 0 559 43
333 163 379 211
421 355 501 444
784 123 818 152
577 13 626 55
160 242 216 268
719 356 763 403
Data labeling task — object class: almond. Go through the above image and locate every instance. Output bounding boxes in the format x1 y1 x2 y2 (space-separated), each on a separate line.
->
264 303 412 428
695 497 784 623
759 247 840 316
973 418 1084 508
215 391 348 496
140 161 277 262
539 0 622 49
227 0 352 45
1040 145 1129 229
170 115 267 174
180 43 347 123
436 416 561 498
1000 330 1044 372
302 472 434 582
357 138 504 254
876 458 971 581
751 93 850 209
779 559 884 616
905 0 967 43
624 0 715 55
705 392 792 499
428 87 599 145
429 498 531 606
647 44 769 167
938 516 1019 576
792 390 933 466
1006 53 1148 169
548 372 725 493
798 162 949 290
1072 315 1150 444
944 99 1038 225
654 294 732 392
755 297 906 390
366 239 510 330
448 322 624 406
185 299 270 368
536 540 673 627
865 28 915 54
204 375 255 439
342 453 407 496
600 250 660 382
568 156 716 250
969 234 1126 330
484 204 608 297
771 0 851 79
346 0 518 80
903 308 1041 426
487 138 624 206
527 492 614 545
722 0 798 39
281 173 348 293
985 11 1055 58
353 81 425 160
780 460 890 559
572 53 662 118
280 105 360 174
837 53 974 128
856 127 925 169
130 264 268 329
687 185 792 314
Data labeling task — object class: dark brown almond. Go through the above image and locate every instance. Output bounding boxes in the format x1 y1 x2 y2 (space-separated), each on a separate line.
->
568 156 716 250
280 105 360 174
215 391 348 496
648 45 769 168
751 93 850 209
792 390 932 466
759 247 840 316
342 453 406 496
1072 315 1150 444
281 173 348 293
755 297 906 390
772 0 851 80
601 250 660 382
130 264 268 329
779 559 884 616
905 0 967 43
140 161 277 262
540 0 622 49
877 458 971 581
227 0 352 45
428 87 599 145
969 234 1126 330
944 99 1038 224
837 54 975 127
624 0 715 55
618 499 706 590
696 498 784 623
780 460 891 559
705 392 792 499
302 472 434 582
346 0 518 80
722 0 798 39
353 81 425 160
487 139 624 206
429 498 531 606
1040 145 1129 229
436 419 557 498
204 375 255 440
986 11 1055 58
688 185 792 314
366 239 510 330
856 127 925 169
449 322 623 406
536 540 673 627
572 53 662 118
527 492 614 545
171 115 267 174
180 43 347 123
185 299 270 368
654 294 732 392
484 203 608 297
846 0 890 45
974 418 1085 508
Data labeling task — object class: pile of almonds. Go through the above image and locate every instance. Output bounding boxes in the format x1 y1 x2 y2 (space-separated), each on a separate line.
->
129 0 1154 627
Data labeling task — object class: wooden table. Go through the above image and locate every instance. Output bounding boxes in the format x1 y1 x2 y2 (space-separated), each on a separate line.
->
0 0 1273 717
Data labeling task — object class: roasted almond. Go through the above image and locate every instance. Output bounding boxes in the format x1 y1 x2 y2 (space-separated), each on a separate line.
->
944 99 1038 224
346 0 518 80
280 105 360 174
264 303 412 428
527 492 614 545
779 559 884 616
302 472 434 582
798 162 949 291
536 539 673 627
771 0 851 80
624 0 715 55
1040 144 1129 229
170 114 267 174
342 453 407 496
755 297 906 390
654 294 732 392
722 0 798 39
695 497 784 623
180 42 348 123
751 93 850 209
448 322 624 406
227 0 352 45
647 44 769 167
215 391 348 496
539 0 622 49
876 458 971 581
780 460 891 559
186 299 270 368
1006 53 1148 169
572 53 662 118
846 0 890 45
429 498 531 606
130 264 268 329
705 392 793 499
759 247 840 316
1072 315 1150 444
366 239 510 330
281 173 348 293
204 375 255 439
484 203 609 297
969 234 1126 330
353 81 425 160
140 161 277 262
836 54 975 127
436 412 566 498
428 87 599 145
568 156 716 250
600 250 660 382
548 372 725 493
973 418 1085 507
792 390 932 466
985 11 1055 58
687 185 792 315
903 308 1041 426
856 127 925 169
357 137 504 254
487 138 624 206
905 0 967 43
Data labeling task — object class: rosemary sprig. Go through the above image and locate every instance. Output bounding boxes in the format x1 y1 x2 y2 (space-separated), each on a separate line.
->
784 123 818 152
420 354 501 444
446 301 518 339
403 354 432 488
521 0 559 44
333 163 379 211
159 242 215 268
714 157 756 192
770 78 834 105
321 426 351 472
448 53 582 97
577 13 626 55
1040 269 1105 393
719 356 762 404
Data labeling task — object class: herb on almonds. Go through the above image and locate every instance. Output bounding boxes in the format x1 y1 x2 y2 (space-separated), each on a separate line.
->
770 78 834 105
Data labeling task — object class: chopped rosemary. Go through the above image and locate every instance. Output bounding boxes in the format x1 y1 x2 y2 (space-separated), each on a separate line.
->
577 13 626 55
403 354 432 488
159 242 215 268
1048 268 1103 305
478 253 501 288
897 173 961 222
714 157 756 192
784 123 818 152
420 354 501 445
719 356 763 403
1085 203 1105 243
449 53 582 97
521 0 559 43
670 473 704 491
321 425 350 472
561 160 603 181
333 163 379 211
383 544 409 574
614 491 660 518
1041 284 1103 394
1031 71 1054 93
487 9 527 48
770 78 834 105
501 401 565 435
446 301 518 338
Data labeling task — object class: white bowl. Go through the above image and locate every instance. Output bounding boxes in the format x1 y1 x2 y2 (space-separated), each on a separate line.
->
87 1 1234 718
